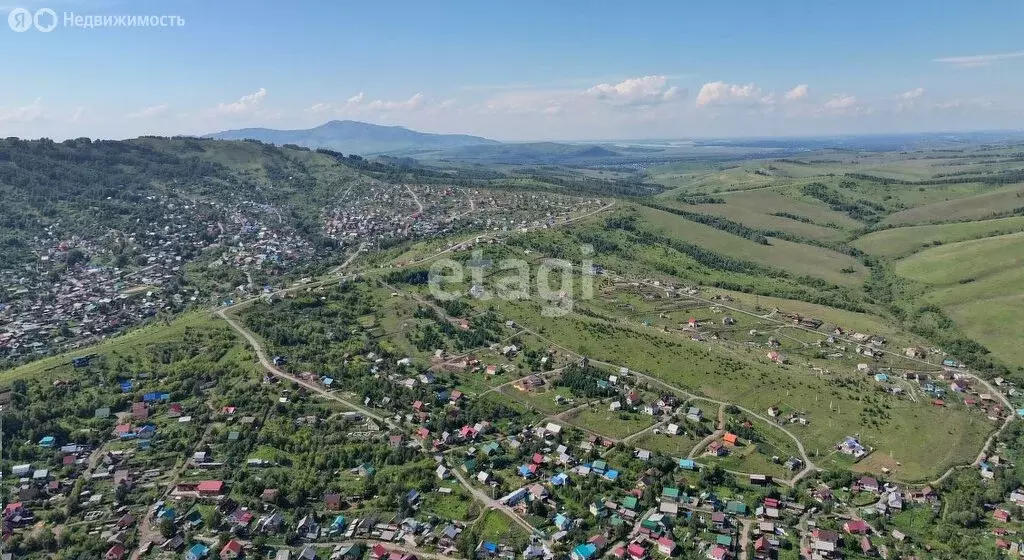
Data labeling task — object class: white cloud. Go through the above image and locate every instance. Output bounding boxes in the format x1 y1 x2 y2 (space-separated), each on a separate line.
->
934 51 1024 68
367 93 426 111
211 88 267 117
695 82 766 107
127 104 169 119
0 98 44 123
824 94 858 110
346 92 365 104
897 88 925 100
784 84 809 102
584 75 683 105
307 103 334 114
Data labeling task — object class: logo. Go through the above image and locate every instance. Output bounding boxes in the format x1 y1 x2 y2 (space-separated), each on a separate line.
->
8 7 58 32
7 7 32 31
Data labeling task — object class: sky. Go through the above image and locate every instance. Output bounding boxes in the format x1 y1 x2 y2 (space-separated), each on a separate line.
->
1 0 1022 141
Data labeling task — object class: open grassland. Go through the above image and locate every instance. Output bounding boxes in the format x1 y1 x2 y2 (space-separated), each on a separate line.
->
709 288 928 348
895 231 1024 285
648 163 779 193
635 431 704 458
481 296 991 480
893 231 1024 372
854 216 1024 258
654 197 850 242
944 295 1024 368
565 407 656 440
718 189 864 230
636 205 869 286
882 184 1024 226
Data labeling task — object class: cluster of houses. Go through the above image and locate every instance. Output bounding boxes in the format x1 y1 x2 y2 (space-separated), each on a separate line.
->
0 195 326 366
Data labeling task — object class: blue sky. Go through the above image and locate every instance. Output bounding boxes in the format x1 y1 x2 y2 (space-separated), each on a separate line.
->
1 0 1022 140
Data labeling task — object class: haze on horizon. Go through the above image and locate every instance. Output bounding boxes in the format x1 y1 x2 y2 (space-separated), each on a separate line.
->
1 0 1022 141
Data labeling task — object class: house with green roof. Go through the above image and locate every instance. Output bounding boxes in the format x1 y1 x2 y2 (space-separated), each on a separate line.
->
482 441 501 455
661 487 680 501
726 501 747 515
621 496 638 511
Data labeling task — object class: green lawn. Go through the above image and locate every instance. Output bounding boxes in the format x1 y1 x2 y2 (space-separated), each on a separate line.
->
565 407 656 440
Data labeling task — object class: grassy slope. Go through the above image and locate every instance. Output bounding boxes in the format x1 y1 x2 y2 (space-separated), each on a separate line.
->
853 216 1024 258
636 205 868 286
0 311 242 383
894 232 1024 366
882 184 1024 226
895 231 1024 285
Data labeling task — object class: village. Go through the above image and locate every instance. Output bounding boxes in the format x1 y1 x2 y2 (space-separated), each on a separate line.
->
0 182 604 369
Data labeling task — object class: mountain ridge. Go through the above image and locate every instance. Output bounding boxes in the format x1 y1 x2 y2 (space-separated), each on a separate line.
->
204 119 500 155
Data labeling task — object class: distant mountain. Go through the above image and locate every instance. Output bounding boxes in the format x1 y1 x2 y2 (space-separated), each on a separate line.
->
204 120 500 155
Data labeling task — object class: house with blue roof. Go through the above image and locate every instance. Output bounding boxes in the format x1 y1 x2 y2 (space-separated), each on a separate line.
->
330 514 347 533
571 543 598 560
481 542 499 556
185 542 209 560
120 380 133 393
679 458 697 470
604 469 619 481
38 436 55 448
518 465 535 478
551 473 569 486
553 513 573 531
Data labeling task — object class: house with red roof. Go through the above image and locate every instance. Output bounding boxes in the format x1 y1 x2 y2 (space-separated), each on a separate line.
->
626 542 647 560
219 539 244 559
843 519 869 535
105 544 126 560
197 480 225 497
655 537 676 556
994 508 1012 523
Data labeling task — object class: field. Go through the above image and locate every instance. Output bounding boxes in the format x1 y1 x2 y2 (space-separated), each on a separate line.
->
891 232 1024 367
895 231 1024 286
564 407 656 440
854 216 1024 257
478 293 990 481
881 184 1024 226
635 204 869 286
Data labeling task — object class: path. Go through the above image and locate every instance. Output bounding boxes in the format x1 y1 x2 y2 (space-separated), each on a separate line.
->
217 307 391 428
449 463 540 537
689 403 726 459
